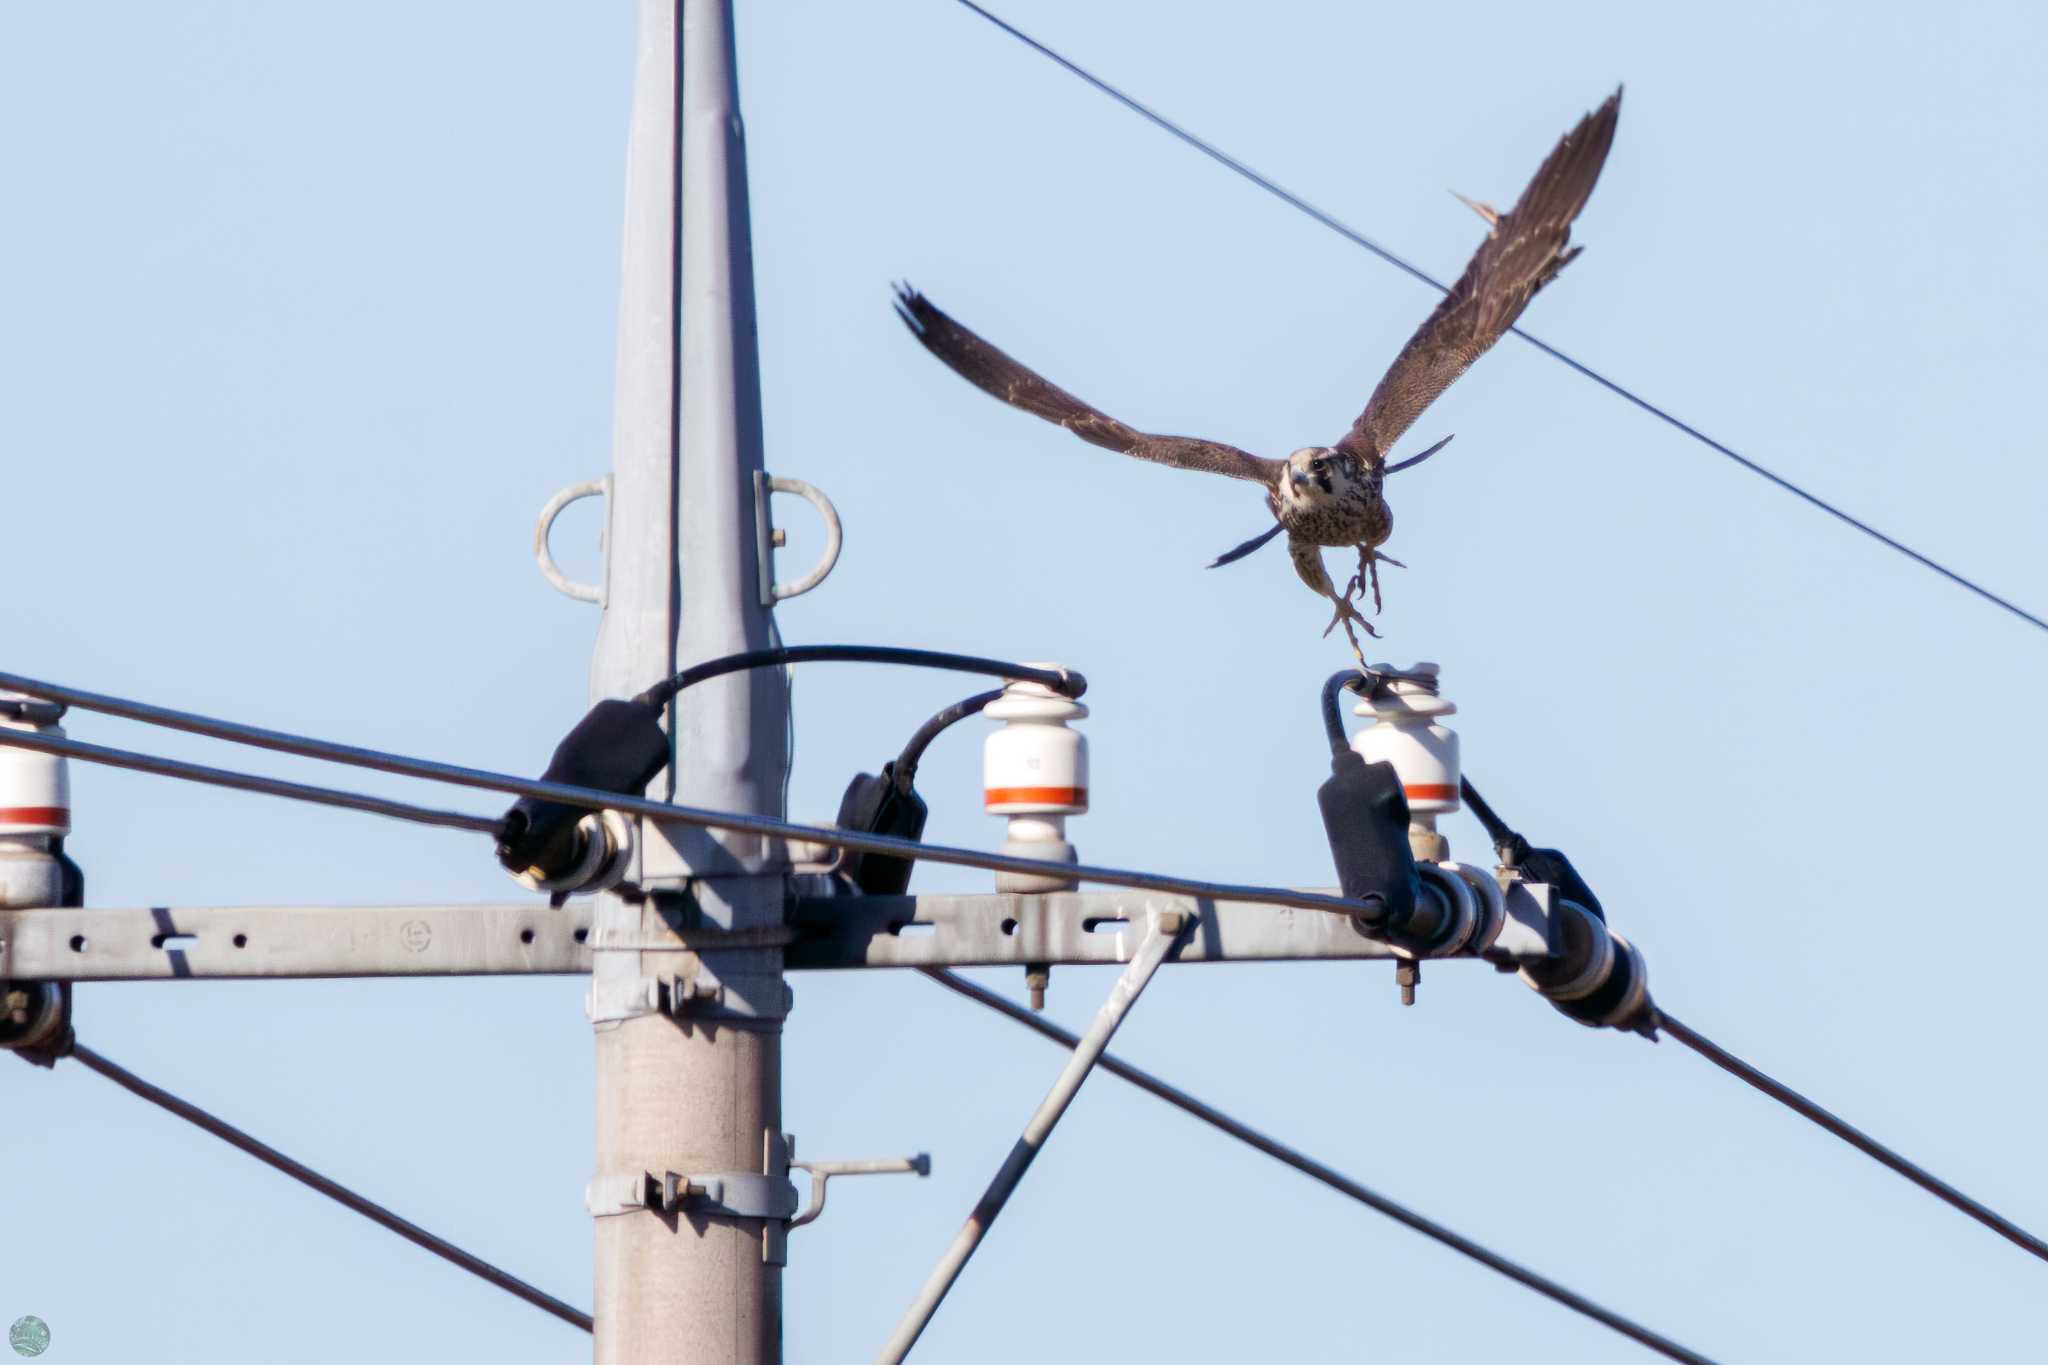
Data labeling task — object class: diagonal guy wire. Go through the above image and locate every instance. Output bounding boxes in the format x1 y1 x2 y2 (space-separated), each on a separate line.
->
924 969 1717 1364
944 0 2048 638
63 1041 593 1333
1658 1010 2048 1264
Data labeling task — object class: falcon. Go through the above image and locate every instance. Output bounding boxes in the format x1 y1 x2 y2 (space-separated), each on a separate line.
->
895 89 1621 658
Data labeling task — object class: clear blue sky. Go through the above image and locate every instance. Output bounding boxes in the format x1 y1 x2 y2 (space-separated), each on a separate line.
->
5 2 2047 1361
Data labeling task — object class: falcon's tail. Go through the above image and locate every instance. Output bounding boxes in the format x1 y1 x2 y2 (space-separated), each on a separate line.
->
1207 523 1285 569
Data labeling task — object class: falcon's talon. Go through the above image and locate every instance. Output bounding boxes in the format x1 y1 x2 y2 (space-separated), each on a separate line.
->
1354 546 1386 616
1322 594 1380 645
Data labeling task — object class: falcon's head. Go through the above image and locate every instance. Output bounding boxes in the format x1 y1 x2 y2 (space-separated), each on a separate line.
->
1280 446 1374 507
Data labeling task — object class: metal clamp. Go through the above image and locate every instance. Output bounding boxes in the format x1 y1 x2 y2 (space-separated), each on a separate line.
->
587 1131 929 1267
753 472 842 605
660 1171 800 1221
534 477 609 604
584 966 794 1025
583 1170 797 1222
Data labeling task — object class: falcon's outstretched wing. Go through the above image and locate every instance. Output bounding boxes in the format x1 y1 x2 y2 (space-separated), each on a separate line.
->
895 286 1278 484
1336 89 1621 463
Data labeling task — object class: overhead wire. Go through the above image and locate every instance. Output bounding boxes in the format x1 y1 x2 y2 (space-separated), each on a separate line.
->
1657 1011 2048 1264
0 678 1399 925
63 1041 594 1333
923 969 1717 1364
942 0 2048 640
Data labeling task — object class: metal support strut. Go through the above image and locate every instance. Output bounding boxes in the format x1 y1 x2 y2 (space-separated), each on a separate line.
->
875 907 1188 1363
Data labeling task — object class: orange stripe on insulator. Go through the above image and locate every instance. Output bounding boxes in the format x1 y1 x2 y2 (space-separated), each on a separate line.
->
1403 785 1458 801
0 806 70 827
984 786 1088 807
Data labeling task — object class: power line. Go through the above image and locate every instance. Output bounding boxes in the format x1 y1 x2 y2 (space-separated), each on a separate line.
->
0 726 501 835
925 969 1717 1364
64 1041 594 1333
0 677 1396 924
943 0 2048 640
1658 1011 2048 1265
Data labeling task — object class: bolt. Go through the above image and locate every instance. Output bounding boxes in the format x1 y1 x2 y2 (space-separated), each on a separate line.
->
1024 965 1049 1012
1395 959 1420 1007
674 975 722 1009
3 989 28 1012
771 528 787 547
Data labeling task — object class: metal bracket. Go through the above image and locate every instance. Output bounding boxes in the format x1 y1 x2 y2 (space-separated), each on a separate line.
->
753 472 842 606
789 1153 931 1231
583 967 794 1025
583 1168 799 1228
534 477 609 605
585 1132 926 1267
659 1171 799 1221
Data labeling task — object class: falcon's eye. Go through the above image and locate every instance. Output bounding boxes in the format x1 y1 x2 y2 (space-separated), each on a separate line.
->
1310 457 1327 473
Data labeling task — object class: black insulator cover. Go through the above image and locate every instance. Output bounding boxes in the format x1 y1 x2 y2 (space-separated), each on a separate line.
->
1515 847 1605 925
496 698 672 881
833 763 929 895
1317 750 1418 932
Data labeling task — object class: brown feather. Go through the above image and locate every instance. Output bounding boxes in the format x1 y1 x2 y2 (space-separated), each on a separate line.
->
1337 88 1622 463
895 286 1279 484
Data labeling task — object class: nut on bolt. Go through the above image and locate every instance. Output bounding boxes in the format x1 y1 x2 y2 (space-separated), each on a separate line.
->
1024 965 1050 1012
1395 959 1420 1007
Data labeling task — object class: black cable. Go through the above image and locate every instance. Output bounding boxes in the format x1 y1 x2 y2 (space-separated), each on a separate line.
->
1458 777 1516 851
638 645 1084 707
1658 1011 2048 1265
893 688 1004 792
65 1041 593 1332
944 0 2048 641
1320 670 1360 754
0 706 1396 923
0 726 503 834
923 969 1718 1364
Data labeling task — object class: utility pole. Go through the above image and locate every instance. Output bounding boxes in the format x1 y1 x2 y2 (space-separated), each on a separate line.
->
588 0 788 1360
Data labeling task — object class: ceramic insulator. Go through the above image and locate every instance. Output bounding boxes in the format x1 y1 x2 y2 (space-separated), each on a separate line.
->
1349 662 1460 815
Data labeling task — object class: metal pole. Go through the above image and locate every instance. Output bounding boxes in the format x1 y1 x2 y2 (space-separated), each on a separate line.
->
876 913 1186 1364
590 1 787 1361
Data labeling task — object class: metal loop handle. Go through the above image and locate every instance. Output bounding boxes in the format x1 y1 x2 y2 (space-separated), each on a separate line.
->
754 473 842 605
535 478 609 605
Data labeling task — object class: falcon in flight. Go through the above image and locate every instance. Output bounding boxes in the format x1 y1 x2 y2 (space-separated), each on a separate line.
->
895 89 1621 658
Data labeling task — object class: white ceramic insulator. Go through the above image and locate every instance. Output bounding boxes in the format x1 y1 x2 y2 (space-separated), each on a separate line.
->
0 711 70 838
984 669 1087 893
1350 662 1460 815
983 676 1088 815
